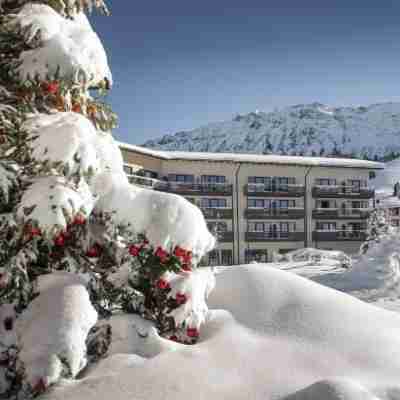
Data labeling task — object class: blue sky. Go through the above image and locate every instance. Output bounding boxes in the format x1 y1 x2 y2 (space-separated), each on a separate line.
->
91 1 400 144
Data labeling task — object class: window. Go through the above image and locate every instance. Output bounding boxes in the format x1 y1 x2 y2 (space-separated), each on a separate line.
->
221 250 233 266
202 175 226 184
208 250 219 266
316 178 337 186
123 165 133 175
317 222 336 231
245 249 268 263
248 199 266 208
369 171 376 179
169 174 194 183
207 222 228 232
201 198 227 208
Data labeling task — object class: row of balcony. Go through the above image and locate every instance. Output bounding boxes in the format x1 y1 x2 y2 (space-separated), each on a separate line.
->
201 207 371 220
215 230 367 242
127 175 375 199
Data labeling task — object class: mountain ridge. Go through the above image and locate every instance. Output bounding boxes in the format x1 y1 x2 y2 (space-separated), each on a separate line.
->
142 102 400 161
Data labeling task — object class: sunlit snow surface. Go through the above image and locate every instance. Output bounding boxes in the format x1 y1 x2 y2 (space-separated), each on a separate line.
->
33 261 400 400
11 4 112 86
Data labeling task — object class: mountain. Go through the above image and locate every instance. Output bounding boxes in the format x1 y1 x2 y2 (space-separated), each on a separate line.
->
142 102 400 161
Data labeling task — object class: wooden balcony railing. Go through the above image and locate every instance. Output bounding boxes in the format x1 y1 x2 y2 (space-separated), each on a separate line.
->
201 208 233 219
312 230 367 241
312 186 374 199
156 182 233 196
245 183 305 197
245 208 305 219
245 231 305 242
312 208 371 219
215 231 234 243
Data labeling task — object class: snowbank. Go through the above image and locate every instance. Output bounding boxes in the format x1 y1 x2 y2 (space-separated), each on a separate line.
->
11 4 112 86
273 247 352 268
44 265 400 400
17 273 97 388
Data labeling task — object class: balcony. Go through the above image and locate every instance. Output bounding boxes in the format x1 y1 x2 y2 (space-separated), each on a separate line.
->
312 230 367 242
245 231 305 242
245 207 305 220
127 174 159 188
215 231 234 243
312 208 371 219
201 208 233 219
245 183 305 197
312 185 374 199
155 182 233 196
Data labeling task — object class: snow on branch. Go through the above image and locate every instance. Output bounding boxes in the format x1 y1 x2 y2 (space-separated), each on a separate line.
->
0 161 17 203
24 112 100 177
17 176 95 236
8 4 112 87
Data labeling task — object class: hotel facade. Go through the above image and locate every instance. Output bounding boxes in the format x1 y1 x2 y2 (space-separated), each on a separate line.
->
118 142 384 265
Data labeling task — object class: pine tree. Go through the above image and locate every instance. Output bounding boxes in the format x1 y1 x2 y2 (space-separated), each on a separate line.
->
0 1 214 396
360 208 390 254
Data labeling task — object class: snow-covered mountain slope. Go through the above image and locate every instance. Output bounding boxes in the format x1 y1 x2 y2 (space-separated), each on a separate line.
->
143 102 400 160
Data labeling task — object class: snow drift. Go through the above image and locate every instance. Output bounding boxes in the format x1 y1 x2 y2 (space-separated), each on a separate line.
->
41 265 400 400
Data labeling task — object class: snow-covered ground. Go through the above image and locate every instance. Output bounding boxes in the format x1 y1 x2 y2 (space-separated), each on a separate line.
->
34 263 400 400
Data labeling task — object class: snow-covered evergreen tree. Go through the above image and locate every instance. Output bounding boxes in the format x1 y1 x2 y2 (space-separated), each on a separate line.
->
360 208 391 254
0 1 215 396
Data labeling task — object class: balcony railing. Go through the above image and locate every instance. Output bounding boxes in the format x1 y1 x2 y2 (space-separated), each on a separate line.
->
245 231 305 242
245 183 305 197
155 182 233 196
313 230 367 241
245 207 305 219
201 208 233 219
312 185 374 199
312 208 371 219
127 174 160 188
215 231 234 243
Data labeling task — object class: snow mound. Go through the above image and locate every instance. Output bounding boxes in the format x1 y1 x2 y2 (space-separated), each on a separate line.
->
45 265 400 400
94 173 216 258
11 4 112 86
24 112 100 176
312 233 400 303
17 272 97 388
274 247 352 268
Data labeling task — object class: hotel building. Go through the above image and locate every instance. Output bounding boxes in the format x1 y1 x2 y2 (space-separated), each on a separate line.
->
118 142 383 265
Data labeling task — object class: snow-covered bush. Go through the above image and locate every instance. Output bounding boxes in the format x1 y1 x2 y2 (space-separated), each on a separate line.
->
360 208 392 254
0 1 215 396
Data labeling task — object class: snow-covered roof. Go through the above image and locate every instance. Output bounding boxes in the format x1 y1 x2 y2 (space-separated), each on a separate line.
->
117 142 384 170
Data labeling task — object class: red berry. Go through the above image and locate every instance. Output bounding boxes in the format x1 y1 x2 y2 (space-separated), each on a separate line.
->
30 227 41 237
174 246 187 258
32 377 48 394
156 279 170 290
42 81 59 95
87 246 100 258
183 251 193 264
186 327 199 338
176 292 187 305
54 234 65 247
181 264 192 272
73 215 86 225
155 247 169 263
72 103 81 113
169 335 178 342
129 245 140 257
